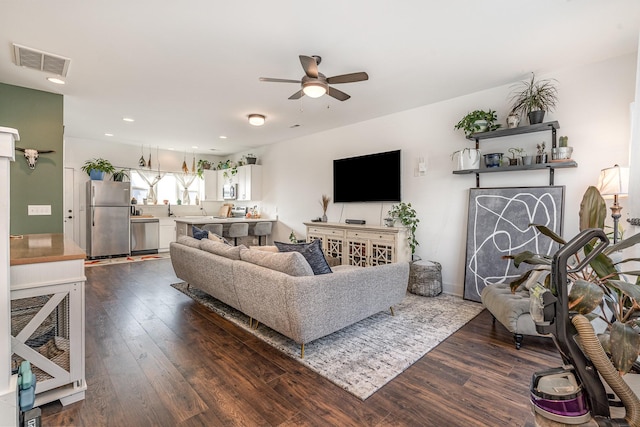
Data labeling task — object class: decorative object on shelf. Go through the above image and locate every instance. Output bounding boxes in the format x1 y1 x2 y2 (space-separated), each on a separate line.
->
111 169 129 182
509 72 559 125
483 153 503 168
14 147 55 170
506 113 520 129
597 164 629 243
552 135 573 160
246 153 257 164
147 146 152 169
508 148 524 166
454 110 501 136
522 154 535 166
451 148 481 170
388 202 419 256
535 142 548 164
320 194 330 222
138 145 146 167
384 217 395 227
81 158 116 180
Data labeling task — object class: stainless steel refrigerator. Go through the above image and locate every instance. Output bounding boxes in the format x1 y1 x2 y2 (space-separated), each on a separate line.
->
86 181 131 258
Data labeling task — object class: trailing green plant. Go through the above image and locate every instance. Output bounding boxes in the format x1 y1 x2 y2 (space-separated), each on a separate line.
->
196 159 212 178
509 72 559 118
508 147 525 159
506 186 640 374
80 158 115 176
454 110 501 136
388 202 420 255
111 169 129 182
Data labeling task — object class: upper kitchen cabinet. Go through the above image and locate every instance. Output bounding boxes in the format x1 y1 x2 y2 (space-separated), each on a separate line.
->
203 170 219 201
237 164 262 201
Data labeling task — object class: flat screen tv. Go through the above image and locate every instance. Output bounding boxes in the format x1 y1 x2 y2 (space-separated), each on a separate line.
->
333 150 401 203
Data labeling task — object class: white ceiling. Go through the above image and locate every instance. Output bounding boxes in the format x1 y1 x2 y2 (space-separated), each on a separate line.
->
1 1 639 156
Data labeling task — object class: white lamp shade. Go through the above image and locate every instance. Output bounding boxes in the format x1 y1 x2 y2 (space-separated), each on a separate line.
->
302 83 327 98
597 165 629 196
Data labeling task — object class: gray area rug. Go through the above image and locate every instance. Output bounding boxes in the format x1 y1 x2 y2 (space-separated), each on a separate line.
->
171 282 484 400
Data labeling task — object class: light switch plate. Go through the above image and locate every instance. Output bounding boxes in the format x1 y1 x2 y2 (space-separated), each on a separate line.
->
28 205 51 215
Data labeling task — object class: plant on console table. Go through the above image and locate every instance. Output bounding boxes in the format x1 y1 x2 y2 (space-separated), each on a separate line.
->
388 202 419 257
81 158 116 180
320 194 330 222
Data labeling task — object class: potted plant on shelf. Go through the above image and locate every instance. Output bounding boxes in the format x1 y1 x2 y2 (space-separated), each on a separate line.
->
111 169 129 182
509 72 559 125
536 142 548 164
388 202 419 257
196 159 212 178
81 158 115 180
245 153 257 165
454 109 501 137
553 135 573 161
508 147 524 166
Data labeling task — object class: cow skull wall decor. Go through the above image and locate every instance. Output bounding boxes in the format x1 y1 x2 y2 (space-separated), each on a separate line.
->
15 147 56 169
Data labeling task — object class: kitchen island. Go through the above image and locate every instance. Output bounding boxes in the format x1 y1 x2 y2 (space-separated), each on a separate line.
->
174 217 276 245
9 233 86 407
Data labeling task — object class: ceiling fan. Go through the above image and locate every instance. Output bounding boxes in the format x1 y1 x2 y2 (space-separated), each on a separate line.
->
259 55 369 101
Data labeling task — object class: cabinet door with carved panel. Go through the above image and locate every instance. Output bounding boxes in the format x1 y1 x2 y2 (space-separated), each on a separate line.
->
307 226 345 265
346 237 369 267
346 230 397 267
369 237 395 266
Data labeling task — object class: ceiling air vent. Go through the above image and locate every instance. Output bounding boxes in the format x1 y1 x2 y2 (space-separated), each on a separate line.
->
13 43 70 77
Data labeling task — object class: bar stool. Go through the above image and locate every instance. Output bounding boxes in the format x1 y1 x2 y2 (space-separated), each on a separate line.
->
252 222 272 246
224 223 248 246
202 224 223 237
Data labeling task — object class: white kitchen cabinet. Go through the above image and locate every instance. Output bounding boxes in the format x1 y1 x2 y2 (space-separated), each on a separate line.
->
237 164 262 201
203 170 219 201
158 218 176 252
305 222 410 267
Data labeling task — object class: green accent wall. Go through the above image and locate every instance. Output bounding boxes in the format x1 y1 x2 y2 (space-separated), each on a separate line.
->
0 83 63 234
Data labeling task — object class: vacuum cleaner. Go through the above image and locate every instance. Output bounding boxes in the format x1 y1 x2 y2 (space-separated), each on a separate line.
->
529 228 640 426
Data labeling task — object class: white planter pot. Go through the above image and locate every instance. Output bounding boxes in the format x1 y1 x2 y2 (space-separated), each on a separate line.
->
453 149 481 170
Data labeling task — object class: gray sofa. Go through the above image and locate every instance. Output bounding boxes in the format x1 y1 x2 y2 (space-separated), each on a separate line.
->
170 236 410 357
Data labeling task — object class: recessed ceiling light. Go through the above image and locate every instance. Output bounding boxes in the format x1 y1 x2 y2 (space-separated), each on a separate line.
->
192 146 198 149
104 133 113 137
168 147 175 151
47 77 65 85
248 114 266 126
122 117 135 122
219 136 227 139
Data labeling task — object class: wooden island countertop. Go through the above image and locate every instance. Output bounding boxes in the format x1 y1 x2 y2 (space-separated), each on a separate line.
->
10 233 86 266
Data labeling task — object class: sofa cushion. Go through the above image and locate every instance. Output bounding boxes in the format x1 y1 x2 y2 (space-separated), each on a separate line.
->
240 248 314 277
177 235 202 248
249 245 279 253
192 225 209 240
200 239 245 260
209 232 231 245
274 239 332 275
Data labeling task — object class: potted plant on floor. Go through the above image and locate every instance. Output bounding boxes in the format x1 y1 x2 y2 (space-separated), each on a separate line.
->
81 158 116 180
388 202 420 258
506 186 640 375
454 109 501 137
509 72 559 125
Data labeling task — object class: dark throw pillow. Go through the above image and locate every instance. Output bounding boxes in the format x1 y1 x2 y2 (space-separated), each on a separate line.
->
192 225 209 240
274 239 332 275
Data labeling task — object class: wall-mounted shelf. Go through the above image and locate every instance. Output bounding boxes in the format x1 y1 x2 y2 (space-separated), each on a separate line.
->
453 121 577 187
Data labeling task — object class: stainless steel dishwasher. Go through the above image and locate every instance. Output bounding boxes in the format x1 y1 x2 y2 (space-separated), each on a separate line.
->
130 217 159 254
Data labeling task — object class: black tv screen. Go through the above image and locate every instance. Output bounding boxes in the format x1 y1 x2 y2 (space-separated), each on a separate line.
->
333 150 401 203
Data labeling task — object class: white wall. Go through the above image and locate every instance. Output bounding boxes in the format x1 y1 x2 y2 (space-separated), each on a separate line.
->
260 53 637 296
65 54 636 295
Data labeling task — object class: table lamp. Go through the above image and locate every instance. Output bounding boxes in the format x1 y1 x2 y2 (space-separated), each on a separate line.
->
597 164 629 243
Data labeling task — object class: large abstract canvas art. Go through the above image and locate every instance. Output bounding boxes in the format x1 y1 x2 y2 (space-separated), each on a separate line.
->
463 186 564 302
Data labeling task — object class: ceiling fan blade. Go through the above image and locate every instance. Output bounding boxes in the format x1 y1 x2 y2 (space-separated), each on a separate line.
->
288 89 305 100
259 77 301 84
327 72 369 84
327 87 351 101
299 55 319 78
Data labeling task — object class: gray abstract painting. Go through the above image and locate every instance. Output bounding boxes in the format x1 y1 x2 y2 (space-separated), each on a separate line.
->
463 186 564 302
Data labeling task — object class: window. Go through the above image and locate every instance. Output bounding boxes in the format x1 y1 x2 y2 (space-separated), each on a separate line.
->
130 170 203 205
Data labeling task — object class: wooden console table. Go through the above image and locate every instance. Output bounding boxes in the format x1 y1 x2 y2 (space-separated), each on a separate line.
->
304 222 410 267
10 233 87 407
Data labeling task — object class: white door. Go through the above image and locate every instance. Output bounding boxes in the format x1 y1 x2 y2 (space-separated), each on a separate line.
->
63 167 76 241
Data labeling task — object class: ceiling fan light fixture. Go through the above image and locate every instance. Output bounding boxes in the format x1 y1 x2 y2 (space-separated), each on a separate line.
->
248 114 266 126
303 82 327 98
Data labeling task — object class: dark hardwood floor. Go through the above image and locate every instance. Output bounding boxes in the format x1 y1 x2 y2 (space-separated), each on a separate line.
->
39 259 560 426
